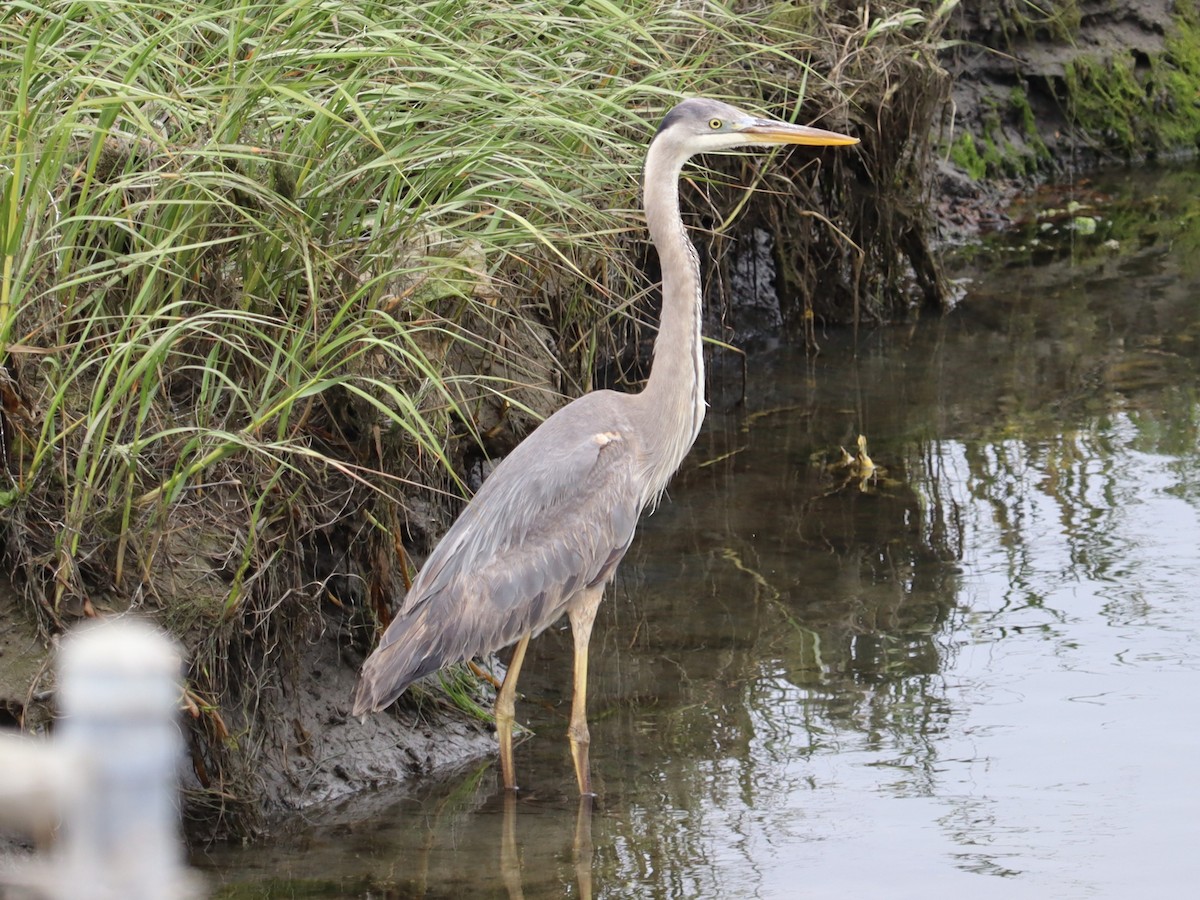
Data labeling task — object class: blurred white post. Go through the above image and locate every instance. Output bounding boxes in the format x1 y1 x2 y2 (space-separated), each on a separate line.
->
0 619 192 899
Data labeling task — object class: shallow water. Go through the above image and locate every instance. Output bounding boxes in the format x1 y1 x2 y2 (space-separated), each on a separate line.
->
197 166 1200 898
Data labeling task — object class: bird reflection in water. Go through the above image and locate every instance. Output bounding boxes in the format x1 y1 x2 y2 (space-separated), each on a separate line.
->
501 793 594 900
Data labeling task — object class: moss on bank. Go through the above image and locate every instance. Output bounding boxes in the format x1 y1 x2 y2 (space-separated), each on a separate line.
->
947 0 1200 183
1064 4 1200 157
946 85 1051 181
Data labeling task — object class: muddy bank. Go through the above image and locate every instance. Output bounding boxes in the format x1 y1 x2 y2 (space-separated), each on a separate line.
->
0 572 496 842
934 0 1197 240
722 0 1198 339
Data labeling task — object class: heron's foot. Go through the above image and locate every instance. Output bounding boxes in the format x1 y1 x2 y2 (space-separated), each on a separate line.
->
497 713 518 791
499 745 519 792
569 728 592 795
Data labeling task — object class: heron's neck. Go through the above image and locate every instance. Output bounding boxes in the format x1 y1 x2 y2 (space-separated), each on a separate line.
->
637 138 706 498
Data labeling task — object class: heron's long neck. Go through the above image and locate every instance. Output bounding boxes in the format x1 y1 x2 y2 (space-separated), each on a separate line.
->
637 139 706 498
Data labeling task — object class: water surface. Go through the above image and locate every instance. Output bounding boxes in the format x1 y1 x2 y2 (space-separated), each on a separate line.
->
198 166 1200 898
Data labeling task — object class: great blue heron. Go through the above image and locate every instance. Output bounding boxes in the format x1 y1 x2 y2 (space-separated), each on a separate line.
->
352 98 857 793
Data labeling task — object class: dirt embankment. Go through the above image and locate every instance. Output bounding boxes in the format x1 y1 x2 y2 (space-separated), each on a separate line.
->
937 0 1196 238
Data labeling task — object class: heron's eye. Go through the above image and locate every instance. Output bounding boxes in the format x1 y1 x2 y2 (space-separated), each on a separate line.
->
708 118 723 130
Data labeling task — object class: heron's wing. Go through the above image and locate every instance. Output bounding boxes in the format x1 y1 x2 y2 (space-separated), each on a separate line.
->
353 403 642 713
412 421 638 604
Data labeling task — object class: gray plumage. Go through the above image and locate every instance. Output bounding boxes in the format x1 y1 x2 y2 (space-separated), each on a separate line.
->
352 394 642 712
352 98 856 793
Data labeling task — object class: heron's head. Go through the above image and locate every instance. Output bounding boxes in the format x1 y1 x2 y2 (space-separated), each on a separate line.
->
653 98 857 155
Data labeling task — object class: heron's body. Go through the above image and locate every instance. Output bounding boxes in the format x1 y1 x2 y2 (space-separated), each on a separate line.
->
353 98 856 793
354 392 645 710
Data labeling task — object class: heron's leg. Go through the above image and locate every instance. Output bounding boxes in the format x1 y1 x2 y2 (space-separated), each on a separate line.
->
496 633 531 791
567 587 604 795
